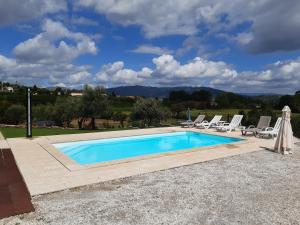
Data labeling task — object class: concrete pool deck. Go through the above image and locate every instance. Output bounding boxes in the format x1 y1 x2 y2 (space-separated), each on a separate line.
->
6 127 275 196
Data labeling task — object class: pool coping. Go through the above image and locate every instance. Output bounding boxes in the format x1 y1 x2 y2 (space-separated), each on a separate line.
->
39 130 247 171
7 127 275 196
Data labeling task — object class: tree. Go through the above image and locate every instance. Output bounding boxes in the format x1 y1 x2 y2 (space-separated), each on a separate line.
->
4 104 26 125
169 90 189 103
33 104 54 121
170 102 185 118
78 85 110 129
191 90 212 102
52 97 80 127
278 95 295 111
132 98 170 127
0 100 9 123
294 92 300 112
113 112 127 127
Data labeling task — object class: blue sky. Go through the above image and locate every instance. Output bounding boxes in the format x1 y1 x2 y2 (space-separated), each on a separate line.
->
0 0 300 94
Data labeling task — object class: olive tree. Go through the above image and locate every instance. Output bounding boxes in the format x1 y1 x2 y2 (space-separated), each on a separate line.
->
78 85 110 129
131 98 170 127
4 104 26 125
52 97 80 127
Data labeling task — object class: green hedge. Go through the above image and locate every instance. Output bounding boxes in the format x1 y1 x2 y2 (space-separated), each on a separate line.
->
291 117 300 139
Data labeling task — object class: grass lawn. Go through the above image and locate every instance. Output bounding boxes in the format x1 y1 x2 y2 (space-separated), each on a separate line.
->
0 127 134 139
111 106 133 115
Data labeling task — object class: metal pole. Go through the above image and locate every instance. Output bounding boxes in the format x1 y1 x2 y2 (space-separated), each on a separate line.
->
26 88 32 138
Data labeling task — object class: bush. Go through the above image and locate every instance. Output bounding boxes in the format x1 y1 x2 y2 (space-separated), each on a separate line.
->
4 104 26 125
291 117 300 138
246 107 277 127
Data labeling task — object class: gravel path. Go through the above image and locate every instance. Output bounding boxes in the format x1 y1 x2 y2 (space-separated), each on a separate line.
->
2 142 300 225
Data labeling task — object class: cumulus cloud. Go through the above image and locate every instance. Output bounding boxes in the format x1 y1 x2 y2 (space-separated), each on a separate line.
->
0 54 92 86
13 19 97 64
94 54 238 87
75 0 300 53
93 54 300 94
151 55 238 86
131 45 173 55
211 58 300 93
95 61 152 86
0 0 66 26
70 16 99 26
2 47 300 93
0 19 97 87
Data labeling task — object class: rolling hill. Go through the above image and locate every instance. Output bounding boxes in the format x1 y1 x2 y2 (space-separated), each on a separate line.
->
107 85 225 98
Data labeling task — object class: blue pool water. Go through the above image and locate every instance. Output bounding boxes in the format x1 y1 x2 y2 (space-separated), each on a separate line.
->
53 131 241 165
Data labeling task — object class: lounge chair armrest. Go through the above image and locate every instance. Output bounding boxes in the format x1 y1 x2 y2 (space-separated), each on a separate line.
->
258 126 268 131
262 127 273 131
222 123 230 126
247 125 255 129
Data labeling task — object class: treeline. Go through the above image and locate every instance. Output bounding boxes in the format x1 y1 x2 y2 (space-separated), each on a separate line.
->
277 91 300 112
165 90 264 118
0 85 170 128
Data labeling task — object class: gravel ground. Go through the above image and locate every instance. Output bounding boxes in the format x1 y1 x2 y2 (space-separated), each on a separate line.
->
2 141 300 225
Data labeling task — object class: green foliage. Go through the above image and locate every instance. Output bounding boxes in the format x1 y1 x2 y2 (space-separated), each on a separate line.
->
169 90 190 102
52 97 80 127
33 104 54 121
245 106 277 126
170 103 186 118
4 104 26 125
294 92 300 112
191 90 212 102
215 92 257 109
291 117 300 138
132 98 171 127
278 95 296 111
113 112 127 127
169 90 212 103
0 127 100 138
79 85 111 129
277 92 300 113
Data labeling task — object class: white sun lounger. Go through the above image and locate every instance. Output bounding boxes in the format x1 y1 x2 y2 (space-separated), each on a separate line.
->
196 115 222 129
181 114 205 128
216 115 243 132
241 116 271 136
256 117 282 138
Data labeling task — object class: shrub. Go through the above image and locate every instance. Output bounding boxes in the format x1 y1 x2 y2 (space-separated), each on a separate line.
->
291 117 300 139
4 104 26 125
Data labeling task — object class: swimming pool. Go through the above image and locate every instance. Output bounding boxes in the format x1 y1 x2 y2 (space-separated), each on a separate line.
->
53 131 241 165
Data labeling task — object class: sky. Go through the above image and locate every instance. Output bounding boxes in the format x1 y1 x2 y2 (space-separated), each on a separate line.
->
0 0 300 94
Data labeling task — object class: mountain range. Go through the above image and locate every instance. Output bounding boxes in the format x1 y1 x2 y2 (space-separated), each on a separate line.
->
106 85 278 98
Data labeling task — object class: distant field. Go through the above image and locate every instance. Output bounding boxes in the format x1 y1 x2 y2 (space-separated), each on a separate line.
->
0 127 134 139
111 106 133 115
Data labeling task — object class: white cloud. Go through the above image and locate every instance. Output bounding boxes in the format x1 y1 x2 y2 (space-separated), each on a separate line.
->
75 0 300 53
131 45 173 55
0 53 92 86
95 61 152 86
210 58 300 93
0 0 66 26
71 16 99 26
75 0 210 38
2 47 300 93
152 55 236 80
13 19 97 64
94 54 238 87
93 54 300 94
234 32 254 46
